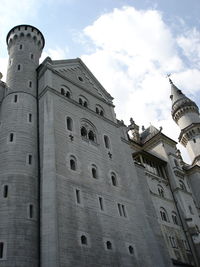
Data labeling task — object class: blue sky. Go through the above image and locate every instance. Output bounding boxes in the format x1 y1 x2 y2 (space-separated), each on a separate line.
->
0 0 200 162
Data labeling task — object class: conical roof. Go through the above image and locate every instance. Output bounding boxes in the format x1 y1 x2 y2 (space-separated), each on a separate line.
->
169 79 198 118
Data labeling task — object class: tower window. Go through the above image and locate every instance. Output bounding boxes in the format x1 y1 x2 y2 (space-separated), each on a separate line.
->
91 165 98 179
0 242 4 259
14 94 18 103
28 113 32 122
104 135 110 149
81 235 87 245
118 203 127 217
3 185 8 198
17 64 21 71
28 154 32 165
75 189 81 204
81 126 87 137
98 197 104 211
66 117 73 131
9 133 14 142
19 44 23 50
111 173 117 186
29 81 32 88
128 245 134 255
106 241 112 250
88 130 95 141
70 156 76 171
29 204 34 219
30 53 34 60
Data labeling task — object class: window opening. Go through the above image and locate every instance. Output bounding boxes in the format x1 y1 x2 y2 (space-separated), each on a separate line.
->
111 173 117 186
66 117 73 131
81 235 87 245
3 185 8 198
98 197 104 211
104 136 110 149
29 204 34 219
0 242 4 259
106 241 112 250
79 98 83 105
29 81 32 88
61 88 65 95
83 101 88 108
172 212 178 225
66 91 70 98
17 64 21 71
29 113 32 122
128 245 134 255
9 133 14 142
96 107 99 114
70 158 76 171
88 131 95 141
81 126 87 137
14 95 18 103
75 189 80 204
28 154 32 165
92 166 97 179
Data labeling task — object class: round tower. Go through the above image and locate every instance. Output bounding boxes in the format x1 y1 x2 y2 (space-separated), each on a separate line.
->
0 25 44 266
170 79 200 165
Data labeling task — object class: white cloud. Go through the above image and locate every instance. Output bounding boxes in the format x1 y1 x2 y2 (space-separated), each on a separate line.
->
80 6 200 164
41 47 69 61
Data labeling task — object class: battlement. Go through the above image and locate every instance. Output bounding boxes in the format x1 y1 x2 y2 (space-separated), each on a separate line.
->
6 24 45 50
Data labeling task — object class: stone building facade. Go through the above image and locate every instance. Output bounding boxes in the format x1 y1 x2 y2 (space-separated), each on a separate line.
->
0 24 200 267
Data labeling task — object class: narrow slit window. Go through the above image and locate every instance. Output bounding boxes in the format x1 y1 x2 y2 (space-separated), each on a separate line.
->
28 154 32 165
19 44 23 50
17 64 21 71
92 166 97 179
30 53 34 60
118 203 122 216
121 205 127 217
111 173 117 186
29 204 34 219
0 242 4 259
29 81 32 88
128 245 134 255
66 117 73 131
3 185 8 198
9 133 14 142
70 158 76 171
75 189 81 204
28 113 32 122
98 197 104 211
104 136 110 149
14 95 18 103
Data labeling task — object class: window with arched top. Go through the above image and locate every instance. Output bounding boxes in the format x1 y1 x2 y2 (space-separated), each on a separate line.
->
106 241 112 250
91 164 98 179
70 155 77 171
157 184 164 198
96 104 104 116
81 126 87 137
66 117 73 131
111 172 117 186
88 130 95 142
160 207 169 222
80 120 97 144
66 91 70 98
172 211 178 225
61 88 65 95
79 96 88 108
104 135 110 149
128 245 134 255
81 235 87 245
179 180 186 191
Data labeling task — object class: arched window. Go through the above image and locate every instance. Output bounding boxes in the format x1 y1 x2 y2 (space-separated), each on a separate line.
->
70 156 77 171
83 101 88 108
100 110 104 116
91 164 98 179
128 245 134 255
79 96 88 108
172 211 178 225
88 130 95 141
160 207 168 222
157 185 164 198
66 117 73 131
66 91 70 98
111 172 117 186
179 180 186 191
81 126 87 137
104 135 110 149
81 235 87 245
106 241 112 250
79 98 83 105
61 88 65 95
96 107 99 114
80 120 97 144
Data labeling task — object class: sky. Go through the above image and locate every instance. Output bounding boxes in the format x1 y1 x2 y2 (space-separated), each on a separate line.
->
0 0 200 163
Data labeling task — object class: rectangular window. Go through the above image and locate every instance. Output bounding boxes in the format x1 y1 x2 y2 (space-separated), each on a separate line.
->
28 154 32 165
118 203 127 217
28 113 32 122
3 185 8 198
0 242 4 259
14 95 18 103
29 204 34 219
75 189 81 204
98 197 104 211
9 133 14 142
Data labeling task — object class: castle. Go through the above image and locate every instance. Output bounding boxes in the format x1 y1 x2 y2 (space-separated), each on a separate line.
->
0 24 200 267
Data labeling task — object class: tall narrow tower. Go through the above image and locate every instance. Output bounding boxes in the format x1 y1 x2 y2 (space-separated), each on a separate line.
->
0 25 44 266
170 79 200 165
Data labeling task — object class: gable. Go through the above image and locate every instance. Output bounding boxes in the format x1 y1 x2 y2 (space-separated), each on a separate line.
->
50 58 113 103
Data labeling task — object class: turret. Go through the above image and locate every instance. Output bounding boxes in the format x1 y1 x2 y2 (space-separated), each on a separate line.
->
170 79 200 165
0 25 44 266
